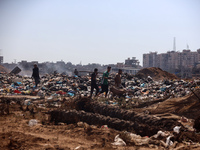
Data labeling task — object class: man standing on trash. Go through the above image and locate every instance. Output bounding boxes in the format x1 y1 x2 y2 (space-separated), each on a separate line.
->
32 64 40 88
114 69 122 88
100 66 111 98
90 68 99 98
74 69 79 76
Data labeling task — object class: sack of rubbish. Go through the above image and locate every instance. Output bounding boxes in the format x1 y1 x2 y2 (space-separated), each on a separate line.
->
111 134 126 146
110 86 126 97
28 119 38 126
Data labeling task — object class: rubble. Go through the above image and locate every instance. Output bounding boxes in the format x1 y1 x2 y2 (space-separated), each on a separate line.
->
0 67 200 149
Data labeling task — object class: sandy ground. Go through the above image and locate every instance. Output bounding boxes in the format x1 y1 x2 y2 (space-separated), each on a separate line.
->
1 91 200 150
0 100 154 150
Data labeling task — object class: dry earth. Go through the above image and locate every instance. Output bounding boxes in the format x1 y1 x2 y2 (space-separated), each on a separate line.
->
135 67 179 80
1 93 200 150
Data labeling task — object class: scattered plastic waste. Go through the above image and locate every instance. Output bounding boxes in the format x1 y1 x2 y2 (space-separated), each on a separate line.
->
101 125 108 129
173 126 181 134
24 99 31 106
153 130 168 138
111 134 126 146
74 146 81 150
166 136 173 147
67 92 75 97
14 90 21 94
181 116 188 122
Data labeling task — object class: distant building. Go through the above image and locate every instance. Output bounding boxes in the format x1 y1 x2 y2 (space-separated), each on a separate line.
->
116 63 124 68
113 57 142 75
143 52 157 68
125 57 140 68
143 49 200 78
0 56 3 64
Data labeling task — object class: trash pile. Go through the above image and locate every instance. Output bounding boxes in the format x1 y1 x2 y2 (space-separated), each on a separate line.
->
0 67 200 115
0 73 90 98
0 68 197 102
1 67 200 149
124 76 196 100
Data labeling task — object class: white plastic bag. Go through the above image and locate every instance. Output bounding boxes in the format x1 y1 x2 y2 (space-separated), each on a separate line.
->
173 126 181 134
166 136 173 147
111 134 126 146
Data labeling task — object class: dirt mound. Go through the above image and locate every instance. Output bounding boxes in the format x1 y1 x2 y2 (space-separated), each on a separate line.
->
0 65 9 73
135 67 179 80
147 88 200 119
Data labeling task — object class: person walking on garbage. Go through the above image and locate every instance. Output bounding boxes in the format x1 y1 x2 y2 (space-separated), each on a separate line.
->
32 64 40 88
100 66 111 98
74 69 79 76
90 68 99 98
114 69 122 88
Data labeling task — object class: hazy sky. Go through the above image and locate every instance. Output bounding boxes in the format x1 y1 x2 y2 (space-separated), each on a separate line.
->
0 0 200 65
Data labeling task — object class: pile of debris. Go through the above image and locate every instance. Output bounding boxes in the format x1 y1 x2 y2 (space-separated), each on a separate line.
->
0 65 9 73
0 68 199 106
135 67 179 80
0 65 200 149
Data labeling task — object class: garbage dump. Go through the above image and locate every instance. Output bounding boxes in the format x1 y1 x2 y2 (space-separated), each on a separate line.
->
0 67 200 149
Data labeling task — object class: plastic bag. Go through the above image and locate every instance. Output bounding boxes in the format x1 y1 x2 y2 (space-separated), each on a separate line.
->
111 134 126 146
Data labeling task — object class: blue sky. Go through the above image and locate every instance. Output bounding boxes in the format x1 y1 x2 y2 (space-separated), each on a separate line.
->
0 0 200 65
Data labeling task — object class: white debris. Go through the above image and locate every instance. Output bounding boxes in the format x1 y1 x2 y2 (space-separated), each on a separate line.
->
112 134 126 146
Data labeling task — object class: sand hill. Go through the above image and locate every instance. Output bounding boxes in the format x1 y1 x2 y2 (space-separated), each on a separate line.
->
135 67 179 80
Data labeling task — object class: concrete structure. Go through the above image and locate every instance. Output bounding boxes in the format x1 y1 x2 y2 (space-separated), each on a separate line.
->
0 56 3 64
143 52 157 68
143 49 200 78
113 57 142 75
125 57 140 68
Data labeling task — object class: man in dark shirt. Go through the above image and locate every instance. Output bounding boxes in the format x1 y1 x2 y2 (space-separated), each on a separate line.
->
90 68 99 98
32 64 40 88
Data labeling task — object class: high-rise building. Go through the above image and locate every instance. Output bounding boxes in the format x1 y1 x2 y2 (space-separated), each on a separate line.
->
143 52 157 68
143 49 200 78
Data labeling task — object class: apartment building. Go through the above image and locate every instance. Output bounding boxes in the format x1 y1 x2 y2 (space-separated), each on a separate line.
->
143 49 200 78
143 52 157 68
0 56 3 64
